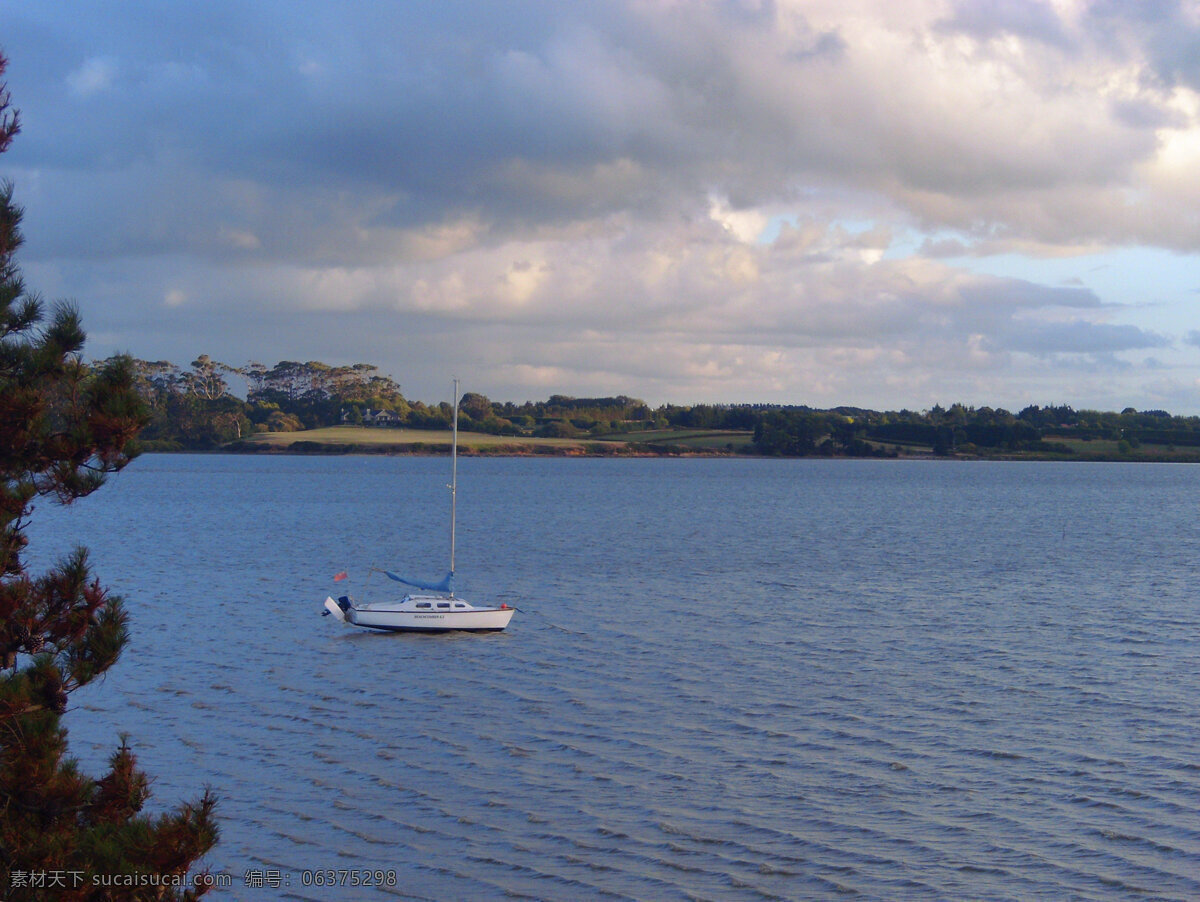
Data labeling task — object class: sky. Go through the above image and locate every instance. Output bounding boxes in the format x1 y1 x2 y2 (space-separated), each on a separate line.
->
4 0 1200 412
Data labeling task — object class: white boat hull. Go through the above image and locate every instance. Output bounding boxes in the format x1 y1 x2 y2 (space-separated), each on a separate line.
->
324 594 514 632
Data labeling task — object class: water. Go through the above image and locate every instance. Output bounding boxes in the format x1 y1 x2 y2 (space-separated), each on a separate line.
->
24 455 1200 900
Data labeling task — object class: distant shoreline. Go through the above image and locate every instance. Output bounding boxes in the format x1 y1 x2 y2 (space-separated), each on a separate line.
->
218 439 741 459
144 433 1200 463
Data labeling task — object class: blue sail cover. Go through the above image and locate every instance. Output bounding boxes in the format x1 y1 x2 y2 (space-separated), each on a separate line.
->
384 570 454 593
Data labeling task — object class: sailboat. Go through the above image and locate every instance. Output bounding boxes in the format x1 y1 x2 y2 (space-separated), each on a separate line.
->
322 380 515 633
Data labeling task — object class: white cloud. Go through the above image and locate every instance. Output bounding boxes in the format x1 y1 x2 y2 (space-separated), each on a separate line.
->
7 0 1200 410
66 56 117 97
708 196 768 243
219 228 261 251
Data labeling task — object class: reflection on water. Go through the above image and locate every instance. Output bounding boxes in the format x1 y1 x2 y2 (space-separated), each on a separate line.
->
27 456 1200 900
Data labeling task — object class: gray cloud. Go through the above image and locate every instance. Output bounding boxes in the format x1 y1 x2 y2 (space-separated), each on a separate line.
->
2 0 1199 409
6 0 1188 255
1085 0 1200 90
1000 322 1168 356
937 0 1073 48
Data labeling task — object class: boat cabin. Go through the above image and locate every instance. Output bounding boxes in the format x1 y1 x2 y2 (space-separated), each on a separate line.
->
407 596 471 610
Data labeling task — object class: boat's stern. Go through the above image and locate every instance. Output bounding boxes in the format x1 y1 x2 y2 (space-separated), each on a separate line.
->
322 595 352 623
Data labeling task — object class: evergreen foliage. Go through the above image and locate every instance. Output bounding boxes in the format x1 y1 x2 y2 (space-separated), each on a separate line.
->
0 54 217 898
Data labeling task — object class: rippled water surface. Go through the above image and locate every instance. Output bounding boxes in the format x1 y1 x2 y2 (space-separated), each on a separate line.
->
27 455 1200 900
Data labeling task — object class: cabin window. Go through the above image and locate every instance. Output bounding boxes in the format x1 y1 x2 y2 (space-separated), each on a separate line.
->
416 602 431 609
454 603 466 608
437 602 450 609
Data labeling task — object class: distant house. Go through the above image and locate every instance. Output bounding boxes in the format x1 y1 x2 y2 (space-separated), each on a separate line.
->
342 407 401 427
366 408 401 427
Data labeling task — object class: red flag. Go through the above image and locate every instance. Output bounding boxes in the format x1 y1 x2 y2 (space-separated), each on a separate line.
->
333 571 348 582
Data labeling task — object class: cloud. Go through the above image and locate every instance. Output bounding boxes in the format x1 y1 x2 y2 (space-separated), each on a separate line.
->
12 1 1198 253
1084 0 1200 90
1001 321 1167 355
66 56 117 97
937 0 1073 48
4 0 1200 410
134 9 1200 241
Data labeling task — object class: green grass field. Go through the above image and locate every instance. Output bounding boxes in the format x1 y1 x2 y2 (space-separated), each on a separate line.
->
235 425 757 455
238 425 591 451
1044 436 1200 461
227 425 1200 460
595 429 756 450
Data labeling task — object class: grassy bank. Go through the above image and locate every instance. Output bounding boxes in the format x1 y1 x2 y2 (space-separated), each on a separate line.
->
222 426 1200 461
1035 437 1200 462
231 426 593 454
228 425 759 456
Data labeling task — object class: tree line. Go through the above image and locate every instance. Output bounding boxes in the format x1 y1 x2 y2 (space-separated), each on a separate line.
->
112 356 1200 457
751 402 1200 457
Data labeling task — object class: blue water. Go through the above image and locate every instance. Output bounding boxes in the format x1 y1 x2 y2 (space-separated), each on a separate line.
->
25 455 1200 900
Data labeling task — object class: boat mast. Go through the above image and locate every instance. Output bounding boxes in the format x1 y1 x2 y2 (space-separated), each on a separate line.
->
449 378 458 594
